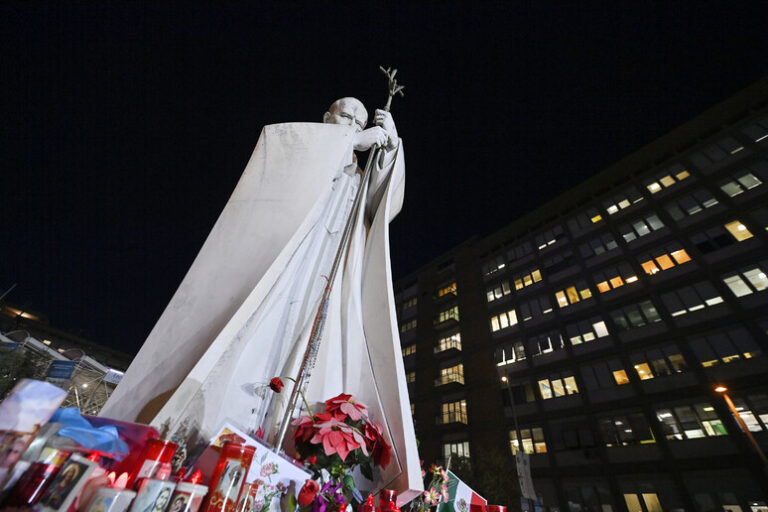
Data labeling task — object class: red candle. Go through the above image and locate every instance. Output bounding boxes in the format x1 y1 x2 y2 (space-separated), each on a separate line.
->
200 443 255 512
5 448 71 506
129 439 178 488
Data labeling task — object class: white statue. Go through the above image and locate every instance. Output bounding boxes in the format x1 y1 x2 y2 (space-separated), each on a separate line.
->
101 95 421 500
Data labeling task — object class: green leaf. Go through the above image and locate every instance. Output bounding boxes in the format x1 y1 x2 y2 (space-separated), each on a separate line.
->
288 493 298 512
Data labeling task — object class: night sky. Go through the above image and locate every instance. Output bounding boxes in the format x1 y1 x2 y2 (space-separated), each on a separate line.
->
1 3 767 355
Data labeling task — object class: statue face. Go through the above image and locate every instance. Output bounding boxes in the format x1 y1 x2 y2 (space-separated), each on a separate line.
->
323 98 367 132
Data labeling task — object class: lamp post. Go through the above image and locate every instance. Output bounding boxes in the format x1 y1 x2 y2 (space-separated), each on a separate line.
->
500 372 535 512
714 385 768 467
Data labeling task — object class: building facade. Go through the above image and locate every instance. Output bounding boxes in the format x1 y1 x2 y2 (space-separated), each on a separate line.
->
394 79 768 512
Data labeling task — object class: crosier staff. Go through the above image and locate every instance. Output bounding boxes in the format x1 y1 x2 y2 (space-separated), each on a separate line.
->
273 67 405 451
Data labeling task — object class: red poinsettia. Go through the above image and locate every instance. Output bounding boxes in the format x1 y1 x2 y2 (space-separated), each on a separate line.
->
270 377 284 393
310 417 367 461
364 420 391 469
324 393 368 421
292 412 333 444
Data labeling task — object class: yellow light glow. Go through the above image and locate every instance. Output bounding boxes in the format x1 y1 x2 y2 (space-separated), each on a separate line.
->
714 385 728 393
501 376 508 382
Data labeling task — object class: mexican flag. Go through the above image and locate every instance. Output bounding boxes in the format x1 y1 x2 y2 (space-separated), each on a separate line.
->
436 470 487 512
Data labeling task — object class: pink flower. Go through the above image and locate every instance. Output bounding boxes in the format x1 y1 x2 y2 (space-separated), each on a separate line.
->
440 468 449 483
310 418 365 461
324 393 368 422
292 412 332 443
441 484 450 502
424 487 440 505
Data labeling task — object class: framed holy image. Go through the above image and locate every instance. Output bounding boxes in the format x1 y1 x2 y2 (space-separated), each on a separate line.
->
129 479 177 512
37 453 98 512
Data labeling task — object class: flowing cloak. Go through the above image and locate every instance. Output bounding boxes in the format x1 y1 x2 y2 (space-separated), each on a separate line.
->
100 122 422 501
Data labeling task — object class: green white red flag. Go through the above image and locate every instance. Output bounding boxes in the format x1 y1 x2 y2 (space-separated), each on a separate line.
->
436 470 487 512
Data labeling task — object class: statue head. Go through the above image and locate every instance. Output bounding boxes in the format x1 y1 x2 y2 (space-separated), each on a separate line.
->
323 97 368 132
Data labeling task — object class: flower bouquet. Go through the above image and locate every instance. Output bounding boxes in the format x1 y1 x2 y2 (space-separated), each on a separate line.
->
270 378 391 512
409 464 450 512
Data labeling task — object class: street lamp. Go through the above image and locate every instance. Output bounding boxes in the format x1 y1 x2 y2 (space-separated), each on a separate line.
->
714 385 768 467
499 372 535 512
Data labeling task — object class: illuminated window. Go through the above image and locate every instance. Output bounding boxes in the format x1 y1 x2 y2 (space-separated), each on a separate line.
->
618 214 664 243
442 441 470 460
612 370 630 385
655 403 727 440
441 400 467 424
580 359 628 390
660 281 723 317
724 220 754 241
495 340 526 365
406 372 416 383
610 300 662 331
644 164 691 194
518 294 553 321
486 280 512 302
42 339 52 346
598 413 655 447
633 363 654 380
399 319 417 333
729 393 768 431
401 344 416 357
510 428 547 454
538 374 579 400
602 186 643 215
565 316 609 346
435 306 460 325
631 345 688 377
437 282 457 297
410 403 415 415
689 326 762 367
512 268 543 290
639 246 693 275
490 309 518 332
720 167 764 197
594 263 638 292
555 282 592 307
435 332 462 353
436 364 464 386
527 330 565 357
567 207 603 235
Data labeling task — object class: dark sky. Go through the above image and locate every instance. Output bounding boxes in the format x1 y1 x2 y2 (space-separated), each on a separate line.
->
1 2 766 355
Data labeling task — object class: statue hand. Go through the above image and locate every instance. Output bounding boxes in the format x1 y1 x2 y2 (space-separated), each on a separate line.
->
354 126 389 151
374 109 399 150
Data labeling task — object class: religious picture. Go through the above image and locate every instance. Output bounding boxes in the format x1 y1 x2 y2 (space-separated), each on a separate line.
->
129 479 176 512
216 461 245 501
0 432 30 484
38 454 97 512
167 493 189 512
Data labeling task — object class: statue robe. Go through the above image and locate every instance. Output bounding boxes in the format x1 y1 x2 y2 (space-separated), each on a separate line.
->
100 122 421 501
